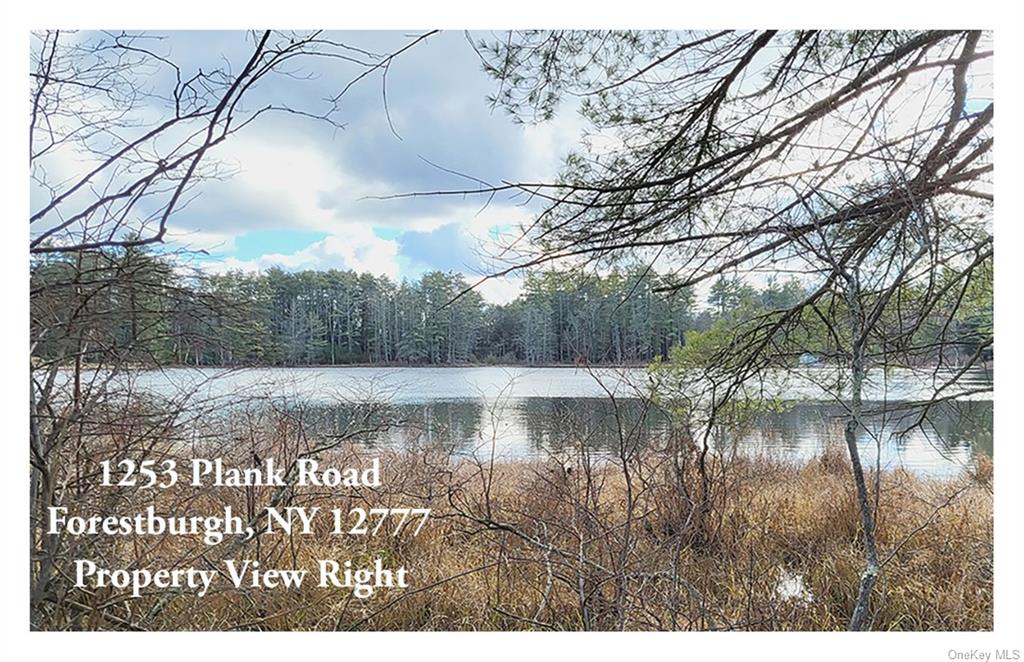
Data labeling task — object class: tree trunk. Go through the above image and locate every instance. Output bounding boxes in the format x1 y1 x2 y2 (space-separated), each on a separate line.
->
843 269 880 631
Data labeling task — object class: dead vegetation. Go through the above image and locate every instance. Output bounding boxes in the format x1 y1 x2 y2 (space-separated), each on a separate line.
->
31 400 992 632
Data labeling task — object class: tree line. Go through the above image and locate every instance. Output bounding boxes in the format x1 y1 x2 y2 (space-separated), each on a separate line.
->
29 248 813 367
31 247 991 369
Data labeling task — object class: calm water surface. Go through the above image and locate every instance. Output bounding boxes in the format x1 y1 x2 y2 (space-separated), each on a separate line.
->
114 366 992 479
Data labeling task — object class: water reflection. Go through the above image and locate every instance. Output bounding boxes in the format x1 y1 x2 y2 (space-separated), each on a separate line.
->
278 397 991 479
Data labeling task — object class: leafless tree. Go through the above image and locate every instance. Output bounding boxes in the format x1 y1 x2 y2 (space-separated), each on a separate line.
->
28 28 436 629
418 29 993 630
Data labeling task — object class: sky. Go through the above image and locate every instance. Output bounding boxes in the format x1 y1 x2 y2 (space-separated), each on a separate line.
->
146 30 586 304
32 31 992 306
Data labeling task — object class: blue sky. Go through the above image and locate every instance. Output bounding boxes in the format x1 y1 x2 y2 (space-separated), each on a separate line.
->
143 30 585 303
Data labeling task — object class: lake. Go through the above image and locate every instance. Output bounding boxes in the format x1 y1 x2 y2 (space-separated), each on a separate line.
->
109 366 992 479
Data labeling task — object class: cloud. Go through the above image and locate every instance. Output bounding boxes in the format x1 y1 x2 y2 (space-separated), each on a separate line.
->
210 225 399 280
397 222 482 273
473 276 523 305
37 31 586 298
164 226 239 255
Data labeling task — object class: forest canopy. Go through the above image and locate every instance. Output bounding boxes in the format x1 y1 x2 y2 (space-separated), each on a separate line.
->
30 248 991 368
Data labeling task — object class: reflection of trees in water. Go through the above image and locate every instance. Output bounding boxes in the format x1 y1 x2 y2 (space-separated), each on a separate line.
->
892 400 993 457
273 397 992 463
392 401 487 450
279 400 485 451
741 400 993 459
515 398 669 455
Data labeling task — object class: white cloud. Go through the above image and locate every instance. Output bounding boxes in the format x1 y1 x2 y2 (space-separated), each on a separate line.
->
518 110 588 180
210 225 399 279
471 275 523 305
164 225 238 254
214 135 388 233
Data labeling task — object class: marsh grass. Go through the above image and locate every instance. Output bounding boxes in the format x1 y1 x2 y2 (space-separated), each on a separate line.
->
34 404 992 632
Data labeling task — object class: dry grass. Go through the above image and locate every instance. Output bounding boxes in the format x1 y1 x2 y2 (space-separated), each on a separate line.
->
33 406 993 632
